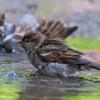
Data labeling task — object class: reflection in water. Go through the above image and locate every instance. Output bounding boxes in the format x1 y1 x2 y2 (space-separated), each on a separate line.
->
0 52 100 100
62 77 100 100
0 52 26 100
62 89 100 100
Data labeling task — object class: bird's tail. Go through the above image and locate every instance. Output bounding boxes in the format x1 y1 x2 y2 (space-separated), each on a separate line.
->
79 58 100 70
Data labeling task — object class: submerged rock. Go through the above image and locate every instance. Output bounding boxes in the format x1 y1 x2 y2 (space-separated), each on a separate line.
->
38 62 79 78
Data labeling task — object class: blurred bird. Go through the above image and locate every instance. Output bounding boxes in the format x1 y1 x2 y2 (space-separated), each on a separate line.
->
4 20 100 77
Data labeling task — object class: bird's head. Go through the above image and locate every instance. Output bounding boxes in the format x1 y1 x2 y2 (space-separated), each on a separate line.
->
20 32 42 50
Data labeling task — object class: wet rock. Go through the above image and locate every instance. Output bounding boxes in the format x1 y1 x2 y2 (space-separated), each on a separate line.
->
40 62 78 78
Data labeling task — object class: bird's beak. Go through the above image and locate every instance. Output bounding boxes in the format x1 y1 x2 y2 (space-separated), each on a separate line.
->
3 33 23 43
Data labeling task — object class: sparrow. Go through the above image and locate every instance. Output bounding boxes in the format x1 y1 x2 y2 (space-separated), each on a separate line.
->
21 32 100 71
4 20 100 78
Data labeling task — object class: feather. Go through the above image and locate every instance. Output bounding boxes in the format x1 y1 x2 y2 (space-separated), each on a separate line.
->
36 19 78 39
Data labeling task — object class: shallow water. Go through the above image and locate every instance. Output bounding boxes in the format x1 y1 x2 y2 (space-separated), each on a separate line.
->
0 51 100 100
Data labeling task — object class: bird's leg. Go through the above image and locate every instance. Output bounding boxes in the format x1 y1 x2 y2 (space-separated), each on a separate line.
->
77 65 82 70
26 48 42 77
31 37 46 77
32 49 48 76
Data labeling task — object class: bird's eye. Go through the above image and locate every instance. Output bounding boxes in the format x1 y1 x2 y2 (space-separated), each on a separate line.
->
24 38 33 43
24 39 29 42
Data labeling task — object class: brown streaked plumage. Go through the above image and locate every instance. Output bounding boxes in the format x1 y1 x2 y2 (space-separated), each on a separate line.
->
36 19 78 39
21 32 100 71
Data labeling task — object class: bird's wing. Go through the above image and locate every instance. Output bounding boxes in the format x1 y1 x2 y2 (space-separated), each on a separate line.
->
36 39 83 64
36 19 78 39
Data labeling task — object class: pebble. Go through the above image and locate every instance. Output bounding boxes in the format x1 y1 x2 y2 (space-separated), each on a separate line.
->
7 71 18 81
